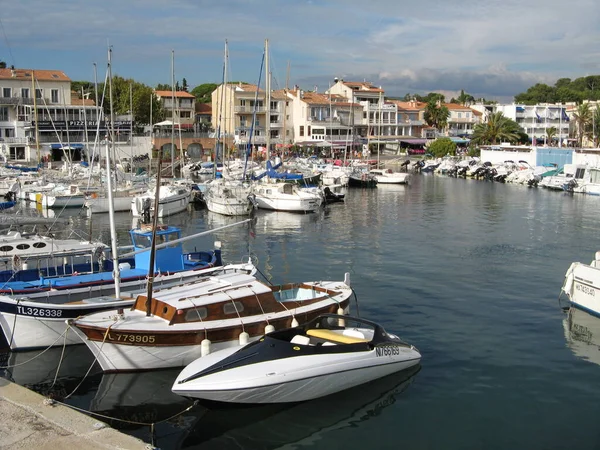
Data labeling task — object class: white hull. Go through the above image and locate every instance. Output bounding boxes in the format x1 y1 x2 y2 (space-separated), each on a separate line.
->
174 345 420 403
131 191 190 218
179 360 419 403
563 260 600 315
71 332 258 372
372 173 410 184
40 194 86 208
254 196 320 213
0 297 133 350
206 197 252 216
85 196 133 214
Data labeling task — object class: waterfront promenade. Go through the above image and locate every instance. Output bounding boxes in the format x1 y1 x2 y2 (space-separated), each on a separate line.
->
0 378 147 449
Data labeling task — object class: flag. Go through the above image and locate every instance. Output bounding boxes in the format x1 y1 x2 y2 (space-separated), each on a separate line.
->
562 109 570 122
535 112 541 122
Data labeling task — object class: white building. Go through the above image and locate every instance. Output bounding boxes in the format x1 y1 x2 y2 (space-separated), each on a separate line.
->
494 103 570 145
0 67 133 163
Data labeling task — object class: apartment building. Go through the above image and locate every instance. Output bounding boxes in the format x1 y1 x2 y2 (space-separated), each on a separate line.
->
495 103 570 145
155 90 195 129
0 67 111 162
445 103 482 137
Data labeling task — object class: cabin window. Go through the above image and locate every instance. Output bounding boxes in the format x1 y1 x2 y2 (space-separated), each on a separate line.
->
575 168 586 179
223 301 244 315
132 234 152 248
0 245 13 252
32 242 47 248
16 244 30 250
185 307 208 322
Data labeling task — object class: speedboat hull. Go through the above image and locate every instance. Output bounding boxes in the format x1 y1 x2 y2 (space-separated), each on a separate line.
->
173 314 421 403
173 348 420 403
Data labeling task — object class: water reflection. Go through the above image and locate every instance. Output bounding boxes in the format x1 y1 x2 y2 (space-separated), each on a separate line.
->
564 307 600 367
0 345 100 397
183 365 420 450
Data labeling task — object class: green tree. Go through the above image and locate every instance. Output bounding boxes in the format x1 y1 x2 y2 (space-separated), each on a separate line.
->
424 100 450 132
191 83 218 104
455 89 475 106
182 78 188 92
429 137 456 157
573 102 592 147
592 107 600 147
156 83 171 91
100 75 164 126
546 126 557 145
470 112 522 144
0 61 7 69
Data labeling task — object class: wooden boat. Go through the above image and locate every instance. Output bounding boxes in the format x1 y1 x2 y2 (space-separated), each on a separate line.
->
69 272 354 372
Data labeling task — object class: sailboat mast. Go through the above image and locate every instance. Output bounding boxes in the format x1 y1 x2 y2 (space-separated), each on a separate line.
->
31 72 40 165
171 50 175 178
145 148 163 316
107 46 121 298
130 83 134 174
265 39 270 162
82 87 89 166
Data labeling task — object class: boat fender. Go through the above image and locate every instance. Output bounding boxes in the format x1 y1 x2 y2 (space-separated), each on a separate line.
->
201 339 211 357
291 317 299 328
265 324 275 334
239 331 249 346
337 308 346 327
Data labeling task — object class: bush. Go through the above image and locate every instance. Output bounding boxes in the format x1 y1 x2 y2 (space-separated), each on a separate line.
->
429 138 456 157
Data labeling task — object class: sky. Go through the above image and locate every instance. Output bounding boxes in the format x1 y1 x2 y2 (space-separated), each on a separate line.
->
2 0 599 103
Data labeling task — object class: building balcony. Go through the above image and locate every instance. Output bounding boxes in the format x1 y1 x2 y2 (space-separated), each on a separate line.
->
449 117 477 124
235 106 266 113
0 137 29 144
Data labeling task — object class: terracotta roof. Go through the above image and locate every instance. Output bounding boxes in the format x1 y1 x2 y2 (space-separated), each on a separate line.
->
271 89 288 100
342 81 384 93
155 90 195 98
233 83 263 93
195 103 212 113
0 68 70 82
70 91 95 106
389 100 427 110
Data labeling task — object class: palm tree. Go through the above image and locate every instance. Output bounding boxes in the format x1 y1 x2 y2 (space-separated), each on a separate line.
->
592 106 600 147
546 126 557 145
573 102 592 147
424 101 450 135
470 112 522 145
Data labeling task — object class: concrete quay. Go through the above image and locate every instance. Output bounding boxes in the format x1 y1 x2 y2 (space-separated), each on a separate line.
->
0 378 149 450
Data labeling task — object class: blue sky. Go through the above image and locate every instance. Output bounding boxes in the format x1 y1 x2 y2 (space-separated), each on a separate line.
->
2 0 599 102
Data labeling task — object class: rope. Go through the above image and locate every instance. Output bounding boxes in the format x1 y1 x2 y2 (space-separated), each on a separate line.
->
52 398 199 427
64 319 117 400
0 326 72 369
351 287 360 317
49 326 69 390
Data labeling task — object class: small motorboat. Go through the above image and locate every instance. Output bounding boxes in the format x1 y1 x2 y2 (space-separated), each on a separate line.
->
172 314 421 403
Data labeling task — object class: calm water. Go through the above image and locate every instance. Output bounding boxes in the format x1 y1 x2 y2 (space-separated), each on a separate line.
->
2 175 600 449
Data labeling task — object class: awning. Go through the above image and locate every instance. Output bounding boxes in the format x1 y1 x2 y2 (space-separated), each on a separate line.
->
50 143 84 149
399 139 427 145
449 137 470 144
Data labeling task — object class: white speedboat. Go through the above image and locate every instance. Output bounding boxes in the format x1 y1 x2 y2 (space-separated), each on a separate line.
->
131 184 191 218
253 181 323 213
369 168 410 185
172 314 421 403
562 251 600 315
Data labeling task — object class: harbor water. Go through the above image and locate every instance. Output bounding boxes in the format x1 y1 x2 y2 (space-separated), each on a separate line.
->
1 174 599 449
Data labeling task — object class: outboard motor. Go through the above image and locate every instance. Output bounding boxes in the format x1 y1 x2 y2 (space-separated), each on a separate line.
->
141 197 152 224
